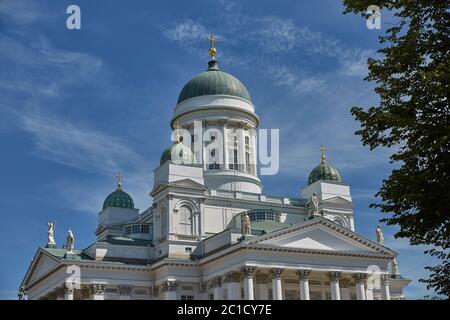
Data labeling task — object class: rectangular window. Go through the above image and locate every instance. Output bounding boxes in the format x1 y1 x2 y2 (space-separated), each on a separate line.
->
245 136 251 173
132 225 140 234
141 225 150 234
228 134 239 170
181 295 194 300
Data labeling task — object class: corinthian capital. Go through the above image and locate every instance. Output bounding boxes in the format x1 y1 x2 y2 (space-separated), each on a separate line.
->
240 266 257 278
352 273 367 284
296 269 312 281
327 271 342 282
271 268 284 279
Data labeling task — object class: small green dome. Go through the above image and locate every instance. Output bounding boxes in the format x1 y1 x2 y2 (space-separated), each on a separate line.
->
308 162 343 185
160 141 196 165
177 60 251 104
103 189 134 210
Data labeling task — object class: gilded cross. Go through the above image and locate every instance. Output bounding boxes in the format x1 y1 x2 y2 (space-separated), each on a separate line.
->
116 173 122 190
320 145 326 164
207 34 219 59
207 33 219 48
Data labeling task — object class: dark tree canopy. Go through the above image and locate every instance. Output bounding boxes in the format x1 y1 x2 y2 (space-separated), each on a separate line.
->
342 0 450 296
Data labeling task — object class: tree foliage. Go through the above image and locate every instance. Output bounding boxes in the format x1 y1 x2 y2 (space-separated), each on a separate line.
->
342 0 450 296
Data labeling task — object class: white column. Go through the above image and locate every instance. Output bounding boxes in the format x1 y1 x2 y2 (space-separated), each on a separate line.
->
237 122 246 171
213 277 223 300
251 130 257 175
164 280 177 300
271 268 283 300
202 120 207 170
328 271 341 300
381 274 391 300
220 120 228 170
296 269 311 300
353 273 367 300
91 283 105 300
64 283 74 300
118 286 132 300
241 266 256 300
225 271 241 300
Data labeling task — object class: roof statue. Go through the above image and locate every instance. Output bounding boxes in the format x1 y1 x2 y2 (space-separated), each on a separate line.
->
66 229 74 254
241 212 251 236
391 258 399 275
46 222 56 248
376 224 384 245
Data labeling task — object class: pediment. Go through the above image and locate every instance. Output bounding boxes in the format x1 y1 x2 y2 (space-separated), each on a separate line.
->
248 218 395 256
168 178 207 189
322 196 352 205
22 249 61 287
151 178 206 196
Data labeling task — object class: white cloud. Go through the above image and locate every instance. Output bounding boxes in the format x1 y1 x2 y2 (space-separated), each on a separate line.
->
0 0 42 25
0 34 103 98
16 110 145 175
258 17 299 53
163 20 208 45
339 49 372 76
265 65 326 95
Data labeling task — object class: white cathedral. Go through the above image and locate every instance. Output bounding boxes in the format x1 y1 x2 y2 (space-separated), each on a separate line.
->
20 42 410 300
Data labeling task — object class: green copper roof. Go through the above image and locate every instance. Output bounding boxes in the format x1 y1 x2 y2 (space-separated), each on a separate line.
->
103 189 134 210
160 141 196 165
177 60 251 104
308 162 343 185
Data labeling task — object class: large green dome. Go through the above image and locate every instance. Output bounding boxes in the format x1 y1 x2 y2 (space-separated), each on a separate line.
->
103 189 134 210
177 60 251 104
160 141 196 165
308 162 343 185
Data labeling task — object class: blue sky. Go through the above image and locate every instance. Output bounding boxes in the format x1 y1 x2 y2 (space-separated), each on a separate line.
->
0 0 438 299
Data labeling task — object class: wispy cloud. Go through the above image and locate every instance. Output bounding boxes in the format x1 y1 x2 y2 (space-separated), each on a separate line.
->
163 19 208 45
17 110 145 175
0 0 44 25
265 65 326 95
0 34 103 98
11 109 152 212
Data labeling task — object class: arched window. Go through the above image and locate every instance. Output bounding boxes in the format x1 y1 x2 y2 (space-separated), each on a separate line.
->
178 205 193 235
332 217 346 227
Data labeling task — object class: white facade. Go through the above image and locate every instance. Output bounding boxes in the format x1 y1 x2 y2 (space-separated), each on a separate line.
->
20 56 410 300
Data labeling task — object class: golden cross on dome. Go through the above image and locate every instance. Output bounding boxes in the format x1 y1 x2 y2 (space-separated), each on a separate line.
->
207 33 219 59
320 145 326 164
208 33 218 48
116 172 122 191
